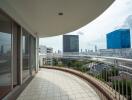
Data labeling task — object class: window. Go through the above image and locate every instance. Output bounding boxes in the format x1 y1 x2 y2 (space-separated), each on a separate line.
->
22 29 30 80
0 11 12 99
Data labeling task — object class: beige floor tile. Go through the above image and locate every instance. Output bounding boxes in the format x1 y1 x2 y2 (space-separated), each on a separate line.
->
17 69 100 100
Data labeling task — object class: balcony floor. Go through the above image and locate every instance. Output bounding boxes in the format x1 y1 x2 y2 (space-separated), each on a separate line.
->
17 68 100 100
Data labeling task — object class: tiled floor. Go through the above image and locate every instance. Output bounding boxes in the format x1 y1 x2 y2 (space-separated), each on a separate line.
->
17 69 100 100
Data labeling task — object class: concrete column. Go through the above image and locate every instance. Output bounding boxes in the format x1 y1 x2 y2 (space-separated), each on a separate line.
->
36 35 39 72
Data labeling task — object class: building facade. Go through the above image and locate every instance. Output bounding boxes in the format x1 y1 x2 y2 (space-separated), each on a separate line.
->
0 10 39 99
63 35 79 53
39 46 53 66
39 45 47 54
107 29 131 49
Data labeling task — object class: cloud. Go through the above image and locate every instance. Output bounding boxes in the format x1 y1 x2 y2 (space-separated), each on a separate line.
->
124 15 132 28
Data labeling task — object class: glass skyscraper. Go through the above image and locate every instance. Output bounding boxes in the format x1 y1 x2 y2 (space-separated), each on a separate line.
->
107 29 131 49
63 35 79 52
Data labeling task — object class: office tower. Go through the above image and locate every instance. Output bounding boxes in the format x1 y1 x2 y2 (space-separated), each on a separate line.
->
107 29 131 49
63 35 79 52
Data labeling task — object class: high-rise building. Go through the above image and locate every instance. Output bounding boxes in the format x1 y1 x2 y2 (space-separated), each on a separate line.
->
95 45 97 52
39 45 53 66
63 35 79 52
107 29 131 49
0 45 4 54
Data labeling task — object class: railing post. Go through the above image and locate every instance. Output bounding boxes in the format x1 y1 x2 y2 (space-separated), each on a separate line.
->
120 62 124 100
131 79 132 99
116 60 120 100
114 59 117 99
125 68 128 100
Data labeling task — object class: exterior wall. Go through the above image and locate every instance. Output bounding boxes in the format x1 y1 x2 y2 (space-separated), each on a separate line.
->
63 35 79 52
107 29 131 49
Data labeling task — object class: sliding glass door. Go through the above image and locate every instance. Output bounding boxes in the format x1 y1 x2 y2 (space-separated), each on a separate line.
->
30 35 36 74
22 29 30 80
0 11 12 99
0 10 37 99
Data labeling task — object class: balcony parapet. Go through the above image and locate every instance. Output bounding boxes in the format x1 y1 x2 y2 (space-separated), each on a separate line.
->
43 66 126 100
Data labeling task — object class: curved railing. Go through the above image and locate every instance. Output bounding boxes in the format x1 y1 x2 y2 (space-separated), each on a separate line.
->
42 52 132 100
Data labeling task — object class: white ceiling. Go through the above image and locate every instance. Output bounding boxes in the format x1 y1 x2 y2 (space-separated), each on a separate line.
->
1 0 114 37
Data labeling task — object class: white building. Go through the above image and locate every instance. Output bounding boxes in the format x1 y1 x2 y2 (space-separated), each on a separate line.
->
99 48 132 59
39 45 47 54
39 46 53 66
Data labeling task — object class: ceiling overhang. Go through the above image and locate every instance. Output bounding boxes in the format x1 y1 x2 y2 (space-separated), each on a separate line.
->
0 0 114 37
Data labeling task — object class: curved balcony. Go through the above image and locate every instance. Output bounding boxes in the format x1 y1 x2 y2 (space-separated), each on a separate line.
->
17 68 100 100
16 65 128 100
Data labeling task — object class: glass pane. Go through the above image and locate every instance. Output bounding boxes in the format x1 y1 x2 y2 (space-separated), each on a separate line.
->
30 36 36 73
0 12 12 99
22 29 30 80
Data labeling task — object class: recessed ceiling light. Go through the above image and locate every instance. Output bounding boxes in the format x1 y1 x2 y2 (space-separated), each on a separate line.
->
58 12 63 16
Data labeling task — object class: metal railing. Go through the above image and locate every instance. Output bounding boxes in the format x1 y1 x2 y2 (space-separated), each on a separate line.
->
88 56 132 100
41 52 132 100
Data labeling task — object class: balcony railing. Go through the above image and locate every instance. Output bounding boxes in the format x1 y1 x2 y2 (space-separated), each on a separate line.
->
41 52 132 100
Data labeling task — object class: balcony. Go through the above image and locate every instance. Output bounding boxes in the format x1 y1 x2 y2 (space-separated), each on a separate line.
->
17 68 100 100
0 0 131 100
39 52 132 100
18 51 132 100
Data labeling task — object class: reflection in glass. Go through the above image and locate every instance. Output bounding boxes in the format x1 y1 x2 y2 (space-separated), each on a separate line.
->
30 36 36 73
22 29 30 80
0 12 12 99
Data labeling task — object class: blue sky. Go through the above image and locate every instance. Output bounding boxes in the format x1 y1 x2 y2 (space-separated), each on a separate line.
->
39 0 132 52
